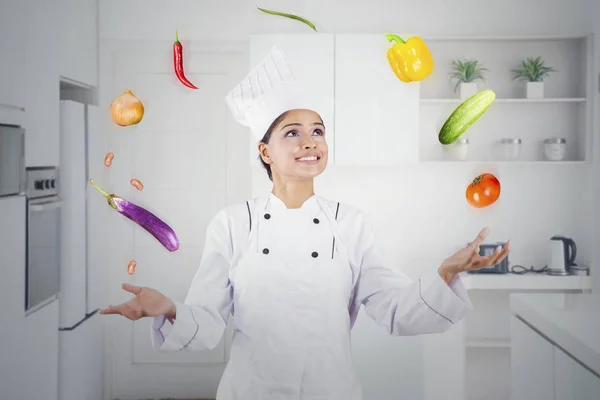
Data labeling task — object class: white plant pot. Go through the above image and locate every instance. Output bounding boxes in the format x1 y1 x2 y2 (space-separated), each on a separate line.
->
526 82 544 98
460 82 478 100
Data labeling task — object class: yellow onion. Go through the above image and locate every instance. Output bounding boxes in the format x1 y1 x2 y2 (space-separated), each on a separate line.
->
110 90 144 126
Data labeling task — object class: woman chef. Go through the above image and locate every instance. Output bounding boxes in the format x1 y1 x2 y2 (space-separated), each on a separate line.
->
100 46 510 399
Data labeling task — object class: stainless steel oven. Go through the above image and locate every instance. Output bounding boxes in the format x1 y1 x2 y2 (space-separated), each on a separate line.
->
25 166 62 314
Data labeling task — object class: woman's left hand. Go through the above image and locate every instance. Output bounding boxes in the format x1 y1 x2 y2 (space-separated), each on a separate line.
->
438 227 510 284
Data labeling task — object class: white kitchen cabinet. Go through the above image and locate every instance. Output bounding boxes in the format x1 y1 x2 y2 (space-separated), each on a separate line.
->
0 1 27 109
21 0 61 167
334 34 420 166
554 345 600 400
249 34 334 166
19 0 98 167
0 196 58 400
57 0 98 87
247 34 419 167
510 315 555 400
0 196 26 399
510 313 600 400
22 300 59 400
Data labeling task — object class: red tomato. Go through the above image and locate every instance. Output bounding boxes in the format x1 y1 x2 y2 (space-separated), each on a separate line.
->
466 173 500 208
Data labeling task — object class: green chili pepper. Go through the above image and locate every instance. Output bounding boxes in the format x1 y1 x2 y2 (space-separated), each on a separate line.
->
257 7 317 31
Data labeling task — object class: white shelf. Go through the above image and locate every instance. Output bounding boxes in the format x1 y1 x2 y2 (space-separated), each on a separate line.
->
461 274 593 291
420 161 587 165
421 35 588 42
417 35 592 165
420 98 586 104
466 338 511 348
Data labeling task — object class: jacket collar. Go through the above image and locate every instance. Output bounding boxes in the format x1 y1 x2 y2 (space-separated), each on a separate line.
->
266 192 320 214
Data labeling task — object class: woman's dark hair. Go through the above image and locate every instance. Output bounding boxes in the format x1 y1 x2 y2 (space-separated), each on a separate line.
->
258 111 290 181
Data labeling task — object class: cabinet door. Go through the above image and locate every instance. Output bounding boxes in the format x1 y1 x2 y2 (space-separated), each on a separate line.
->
249 34 335 166
106 45 249 399
554 346 600 400
0 196 26 398
22 0 60 167
0 0 26 109
57 0 98 87
510 316 555 400
334 34 420 166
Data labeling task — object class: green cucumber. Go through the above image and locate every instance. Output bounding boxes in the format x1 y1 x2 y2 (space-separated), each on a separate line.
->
438 90 496 145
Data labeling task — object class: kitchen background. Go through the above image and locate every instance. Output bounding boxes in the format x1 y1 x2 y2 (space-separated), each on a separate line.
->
1 0 599 399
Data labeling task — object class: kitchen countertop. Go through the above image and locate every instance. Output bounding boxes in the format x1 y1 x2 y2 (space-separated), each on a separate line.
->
462 273 592 290
510 293 600 375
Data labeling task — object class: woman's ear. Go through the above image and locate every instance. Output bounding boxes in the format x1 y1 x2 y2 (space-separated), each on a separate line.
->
258 142 271 164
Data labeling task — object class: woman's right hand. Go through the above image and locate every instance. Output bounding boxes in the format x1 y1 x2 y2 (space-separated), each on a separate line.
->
99 283 176 321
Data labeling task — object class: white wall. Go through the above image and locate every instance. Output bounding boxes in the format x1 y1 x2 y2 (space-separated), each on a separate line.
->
99 0 597 398
100 0 591 39
100 0 597 268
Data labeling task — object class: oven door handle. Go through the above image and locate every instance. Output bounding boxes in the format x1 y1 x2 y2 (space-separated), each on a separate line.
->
30 200 62 212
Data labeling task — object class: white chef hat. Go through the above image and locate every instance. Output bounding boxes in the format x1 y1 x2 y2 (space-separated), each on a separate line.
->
225 45 317 142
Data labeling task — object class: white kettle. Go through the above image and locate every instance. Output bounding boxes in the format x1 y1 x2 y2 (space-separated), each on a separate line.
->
547 235 577 275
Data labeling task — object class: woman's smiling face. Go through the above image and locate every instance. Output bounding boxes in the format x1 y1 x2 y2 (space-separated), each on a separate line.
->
259 109 329 181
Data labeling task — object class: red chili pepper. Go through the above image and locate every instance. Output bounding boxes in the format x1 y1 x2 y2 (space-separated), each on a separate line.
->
173 30 198 89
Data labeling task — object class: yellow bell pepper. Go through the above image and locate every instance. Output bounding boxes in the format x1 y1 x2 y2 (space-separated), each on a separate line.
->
386 33 434 82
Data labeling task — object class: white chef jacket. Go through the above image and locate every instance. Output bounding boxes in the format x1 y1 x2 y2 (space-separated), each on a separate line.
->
151 193 473 399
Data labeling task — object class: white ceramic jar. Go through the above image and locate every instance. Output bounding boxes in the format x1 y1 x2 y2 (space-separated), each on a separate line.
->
544 138 566 161
500 138 522 160
446 137 469 161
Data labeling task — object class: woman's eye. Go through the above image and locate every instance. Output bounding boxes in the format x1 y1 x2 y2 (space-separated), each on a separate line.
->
285 130 299 137
312 129 324 136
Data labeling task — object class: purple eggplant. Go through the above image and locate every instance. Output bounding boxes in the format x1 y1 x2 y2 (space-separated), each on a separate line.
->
89 179 179 252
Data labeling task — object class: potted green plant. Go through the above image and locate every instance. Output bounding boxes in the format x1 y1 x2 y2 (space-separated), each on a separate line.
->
511 56 556 99
449 59 488 100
